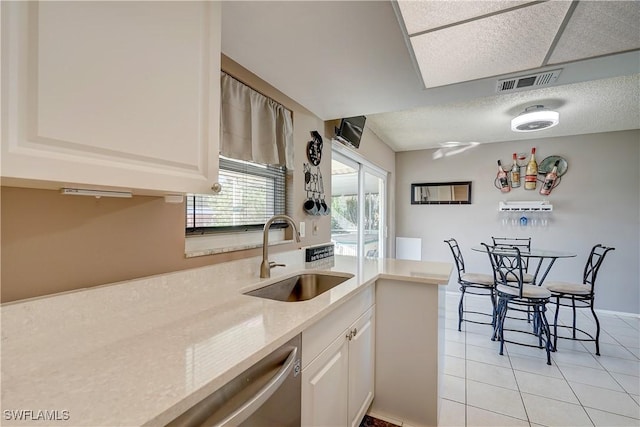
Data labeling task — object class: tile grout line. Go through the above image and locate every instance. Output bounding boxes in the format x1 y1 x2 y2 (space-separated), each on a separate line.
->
506 346 533 427
463 298 468 427
582 336 640 402
538 312 640 417
462 298 536 426
550 351 598 427
449 295 640 426
543 309 638 424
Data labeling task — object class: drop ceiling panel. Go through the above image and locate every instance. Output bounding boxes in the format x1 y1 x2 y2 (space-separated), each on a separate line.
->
397 0 532 34
548 1 640 64
410 1 571 88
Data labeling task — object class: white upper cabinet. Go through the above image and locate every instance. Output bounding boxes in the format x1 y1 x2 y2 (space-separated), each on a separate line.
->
1 1 221 194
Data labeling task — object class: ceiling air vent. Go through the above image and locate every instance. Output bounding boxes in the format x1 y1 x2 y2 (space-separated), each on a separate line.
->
496 69 562 93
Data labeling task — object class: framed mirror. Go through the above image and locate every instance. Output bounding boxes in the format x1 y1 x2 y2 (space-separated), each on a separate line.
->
411 181 472 205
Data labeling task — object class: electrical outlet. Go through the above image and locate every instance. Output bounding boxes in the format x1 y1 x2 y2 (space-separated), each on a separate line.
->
312 220 318 236
299 221 305 238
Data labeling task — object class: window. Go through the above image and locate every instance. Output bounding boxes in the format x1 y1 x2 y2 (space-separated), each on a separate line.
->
185 72 292 246
186 156 286 234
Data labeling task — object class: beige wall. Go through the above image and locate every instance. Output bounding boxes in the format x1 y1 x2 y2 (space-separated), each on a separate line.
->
0 56 333 303
1 187 215 301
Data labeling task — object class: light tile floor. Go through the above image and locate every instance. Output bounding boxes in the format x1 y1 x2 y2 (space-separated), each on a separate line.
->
439 292 640 427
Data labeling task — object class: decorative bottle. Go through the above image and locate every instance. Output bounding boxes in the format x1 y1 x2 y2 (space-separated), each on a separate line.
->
524 147 538 190
540 160 560 195
510 152 520 188
496 160 510 193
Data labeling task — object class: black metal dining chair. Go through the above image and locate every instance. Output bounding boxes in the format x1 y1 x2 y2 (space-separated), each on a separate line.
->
544 244 615 356
491 237 535 283
483 243 553 365
444 238 496 331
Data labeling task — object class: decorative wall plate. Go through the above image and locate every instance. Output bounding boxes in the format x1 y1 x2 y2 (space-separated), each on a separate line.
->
307 131 323 166
539 155 568 176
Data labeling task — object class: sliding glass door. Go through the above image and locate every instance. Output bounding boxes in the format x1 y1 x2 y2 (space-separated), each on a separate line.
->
363 170 384 257
331 149 386 259
331 155 358 256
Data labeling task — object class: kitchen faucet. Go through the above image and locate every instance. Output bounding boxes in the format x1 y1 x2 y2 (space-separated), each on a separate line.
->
260 214 301 278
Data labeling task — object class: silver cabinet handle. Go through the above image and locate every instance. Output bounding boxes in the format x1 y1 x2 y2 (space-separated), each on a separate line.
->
352 328 357 337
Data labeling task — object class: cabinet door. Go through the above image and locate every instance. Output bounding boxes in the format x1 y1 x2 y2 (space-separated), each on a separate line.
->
1 1 220 194
302 333 349 427
348 306 375 427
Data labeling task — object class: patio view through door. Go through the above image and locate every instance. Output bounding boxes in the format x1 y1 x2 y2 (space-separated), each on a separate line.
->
331 149 386 259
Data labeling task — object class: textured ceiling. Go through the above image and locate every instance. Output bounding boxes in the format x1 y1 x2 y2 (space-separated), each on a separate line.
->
367 74 640 151
221 1 640 152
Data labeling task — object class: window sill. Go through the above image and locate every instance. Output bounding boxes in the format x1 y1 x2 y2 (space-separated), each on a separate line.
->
185 229 288 258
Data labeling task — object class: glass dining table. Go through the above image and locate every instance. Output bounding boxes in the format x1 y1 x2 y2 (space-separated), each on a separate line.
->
471 245 576 286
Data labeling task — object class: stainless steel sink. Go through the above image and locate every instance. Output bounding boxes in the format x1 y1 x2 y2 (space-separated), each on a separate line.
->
244 273 354 302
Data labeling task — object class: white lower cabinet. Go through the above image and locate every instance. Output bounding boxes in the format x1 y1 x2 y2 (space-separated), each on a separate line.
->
301 330 349 427
347 307 375 427
301 287 375 427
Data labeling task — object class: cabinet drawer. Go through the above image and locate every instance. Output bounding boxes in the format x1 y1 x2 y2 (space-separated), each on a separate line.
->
302 285 374 369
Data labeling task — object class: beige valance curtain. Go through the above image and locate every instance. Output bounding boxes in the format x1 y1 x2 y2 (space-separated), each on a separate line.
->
220 73 294 170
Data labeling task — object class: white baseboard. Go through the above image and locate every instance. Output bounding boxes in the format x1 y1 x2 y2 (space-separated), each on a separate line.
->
595 308 640 319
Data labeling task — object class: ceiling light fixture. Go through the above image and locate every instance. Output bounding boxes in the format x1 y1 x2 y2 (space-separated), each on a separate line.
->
511 105 559 132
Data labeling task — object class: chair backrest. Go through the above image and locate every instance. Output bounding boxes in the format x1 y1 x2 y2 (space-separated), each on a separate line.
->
491 237 532 270
444 238 466 280
482 243 526 298
583 244 615 292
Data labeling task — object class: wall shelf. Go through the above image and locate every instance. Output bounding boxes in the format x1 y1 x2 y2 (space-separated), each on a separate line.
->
498 201 553 212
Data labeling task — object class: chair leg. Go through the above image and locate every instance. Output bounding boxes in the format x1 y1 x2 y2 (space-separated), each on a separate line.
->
572 297 577 339
539 304 553 365
497 299 508 355
532 307 541 337
590 301 601 356
492 298 505 341
552 296 560 352
533 305 543 348
490 289 497 327
457 287 466 332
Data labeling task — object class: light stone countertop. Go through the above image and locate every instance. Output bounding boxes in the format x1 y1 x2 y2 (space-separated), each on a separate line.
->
0 252 452 426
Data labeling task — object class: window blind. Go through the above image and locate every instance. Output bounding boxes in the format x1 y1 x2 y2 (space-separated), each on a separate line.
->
186 157 286 233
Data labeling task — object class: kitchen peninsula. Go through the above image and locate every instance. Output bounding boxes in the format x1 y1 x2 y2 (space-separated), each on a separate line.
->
1 252 451 426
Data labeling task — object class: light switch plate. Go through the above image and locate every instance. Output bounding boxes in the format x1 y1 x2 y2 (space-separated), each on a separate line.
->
299 221 305 238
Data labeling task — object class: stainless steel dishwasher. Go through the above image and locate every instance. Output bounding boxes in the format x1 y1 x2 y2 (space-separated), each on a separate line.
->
166 334 301 427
